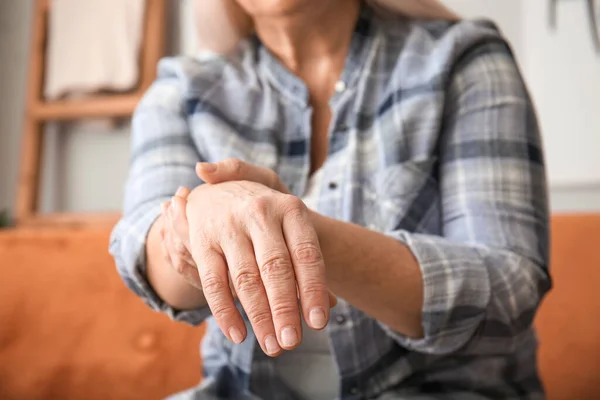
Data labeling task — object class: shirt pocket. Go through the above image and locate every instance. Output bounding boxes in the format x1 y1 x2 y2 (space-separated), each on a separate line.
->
363 157 439 233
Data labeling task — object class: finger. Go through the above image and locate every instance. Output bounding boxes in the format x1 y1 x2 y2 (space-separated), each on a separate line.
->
170 195 192 249
295 287 338 309
222 232 282 356
167 200 193 263
329 291 338 308
246 206 302 351
164 205 201 288
160 201 172 257
168 230 196 273
175 186 191 199
281 198 330 330
161 200 171 219
196 158 288 193
194 245 247 345
165 226 202 289
160 228 173 265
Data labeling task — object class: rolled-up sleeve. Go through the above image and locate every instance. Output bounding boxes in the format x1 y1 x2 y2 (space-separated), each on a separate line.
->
380 42 551 355
109 60 212 326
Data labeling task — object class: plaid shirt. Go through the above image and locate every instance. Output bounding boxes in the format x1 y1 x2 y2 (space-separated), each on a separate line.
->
110 5 551 400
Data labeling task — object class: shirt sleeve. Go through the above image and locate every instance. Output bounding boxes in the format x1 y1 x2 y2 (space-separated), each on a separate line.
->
109 61 212 326
379 41 551 355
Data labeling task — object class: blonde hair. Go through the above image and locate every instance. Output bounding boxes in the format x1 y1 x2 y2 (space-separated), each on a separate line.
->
194 0 459 53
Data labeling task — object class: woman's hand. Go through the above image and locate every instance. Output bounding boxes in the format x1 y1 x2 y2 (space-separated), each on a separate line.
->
186 181 330 356
165 175 332 356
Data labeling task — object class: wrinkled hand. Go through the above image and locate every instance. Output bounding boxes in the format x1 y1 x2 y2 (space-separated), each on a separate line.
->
186 180 330 356
161 160 335 356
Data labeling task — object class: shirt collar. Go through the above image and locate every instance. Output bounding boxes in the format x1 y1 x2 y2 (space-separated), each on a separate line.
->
257 3 375 108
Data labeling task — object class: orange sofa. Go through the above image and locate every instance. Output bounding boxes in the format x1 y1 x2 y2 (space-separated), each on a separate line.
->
0 214 599 400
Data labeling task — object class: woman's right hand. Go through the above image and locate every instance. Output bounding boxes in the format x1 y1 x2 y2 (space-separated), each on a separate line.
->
167 179 332 356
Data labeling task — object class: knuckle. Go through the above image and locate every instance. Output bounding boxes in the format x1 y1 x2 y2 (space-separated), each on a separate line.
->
201 273 229 296
248 197 269 216
225 158 244 175
173 258 187 275
293 242 323 265
300 281 329 298
174 241 187 257
282 195 306 217
233 269 262 293
210 302 237 321
270 302 299 320
259 255 293 280
245 307 273 327
247 198 270 228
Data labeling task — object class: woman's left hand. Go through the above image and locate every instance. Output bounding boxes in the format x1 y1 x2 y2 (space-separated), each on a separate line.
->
196 158 291 194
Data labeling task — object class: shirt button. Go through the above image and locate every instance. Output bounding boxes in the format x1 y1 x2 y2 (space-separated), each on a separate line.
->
350 387 359 395
328 181 338 190
335 80 346 93
335 314 347 325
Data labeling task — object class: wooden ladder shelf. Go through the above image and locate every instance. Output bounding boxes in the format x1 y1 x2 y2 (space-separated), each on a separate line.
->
15 0 167 227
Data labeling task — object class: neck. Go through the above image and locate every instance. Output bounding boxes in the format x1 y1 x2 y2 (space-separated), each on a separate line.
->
253 0 361 74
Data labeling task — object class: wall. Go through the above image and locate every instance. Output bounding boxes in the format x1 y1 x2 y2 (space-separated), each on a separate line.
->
0 0 33 213
0 0 598 215
443 0 524 56
0 0 186 214
522 0 600 187
521 0 600 212
445 0 600 212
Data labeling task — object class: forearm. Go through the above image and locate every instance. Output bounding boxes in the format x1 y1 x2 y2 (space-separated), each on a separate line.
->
146 215 209 310
311 211 424 338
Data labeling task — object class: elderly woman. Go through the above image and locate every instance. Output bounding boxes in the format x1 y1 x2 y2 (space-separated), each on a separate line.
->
110 0 551 399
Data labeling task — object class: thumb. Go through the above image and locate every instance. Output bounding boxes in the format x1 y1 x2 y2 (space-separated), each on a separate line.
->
328 291 338 308
196 158 290 194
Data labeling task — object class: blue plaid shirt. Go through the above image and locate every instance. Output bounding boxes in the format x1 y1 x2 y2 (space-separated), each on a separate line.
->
110 6 551 400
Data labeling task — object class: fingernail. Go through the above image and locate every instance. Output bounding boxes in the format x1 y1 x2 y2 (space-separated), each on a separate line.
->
264 335 280 355
198 162 217 173
281 326 298 348
228 327 244 344
309 307 327 330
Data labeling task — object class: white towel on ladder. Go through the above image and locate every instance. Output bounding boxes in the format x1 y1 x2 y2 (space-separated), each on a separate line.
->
44 0 146 100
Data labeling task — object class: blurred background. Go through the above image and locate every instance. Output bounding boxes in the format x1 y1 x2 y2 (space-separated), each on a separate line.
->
1 0 599 217
0 1 598 400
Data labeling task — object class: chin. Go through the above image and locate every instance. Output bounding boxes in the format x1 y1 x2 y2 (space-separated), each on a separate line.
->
235 0 320 16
